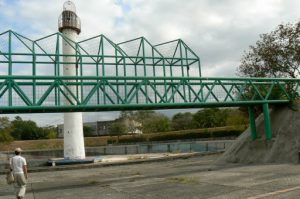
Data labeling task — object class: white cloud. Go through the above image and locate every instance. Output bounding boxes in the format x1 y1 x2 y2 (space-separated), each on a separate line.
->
3 0 299 75
1 0 300 125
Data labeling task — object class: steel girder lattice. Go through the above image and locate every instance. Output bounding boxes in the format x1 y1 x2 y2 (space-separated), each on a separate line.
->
0 30 297 113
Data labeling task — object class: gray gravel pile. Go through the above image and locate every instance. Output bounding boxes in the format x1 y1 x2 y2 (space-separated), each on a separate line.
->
216 105 300 164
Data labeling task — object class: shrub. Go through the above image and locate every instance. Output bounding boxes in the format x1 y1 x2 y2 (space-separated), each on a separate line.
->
117 135 148 144
107 126 245 144
0 130 14 143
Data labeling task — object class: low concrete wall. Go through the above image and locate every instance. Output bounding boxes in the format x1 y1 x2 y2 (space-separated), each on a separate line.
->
0 140 234 170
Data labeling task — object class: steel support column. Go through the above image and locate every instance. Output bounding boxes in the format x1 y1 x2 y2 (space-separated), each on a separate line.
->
248 106 257 140
262 103 272 140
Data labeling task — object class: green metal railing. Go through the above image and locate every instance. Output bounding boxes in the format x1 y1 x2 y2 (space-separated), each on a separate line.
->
0 30 299 140
0 76 297 113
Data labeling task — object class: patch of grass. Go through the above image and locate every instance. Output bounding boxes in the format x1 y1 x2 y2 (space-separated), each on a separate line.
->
166 176 199 184
88 180 99 185
127 155 147 160
0 136 108 151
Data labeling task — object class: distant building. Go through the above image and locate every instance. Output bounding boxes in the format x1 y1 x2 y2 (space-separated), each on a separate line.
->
123 118 142 134
57 119 142 138
57 120 114 138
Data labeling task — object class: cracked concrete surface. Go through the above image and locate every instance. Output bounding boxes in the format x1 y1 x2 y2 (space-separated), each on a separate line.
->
1 154 300 198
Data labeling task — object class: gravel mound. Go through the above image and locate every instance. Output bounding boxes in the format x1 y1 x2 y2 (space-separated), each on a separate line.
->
216 105 300 164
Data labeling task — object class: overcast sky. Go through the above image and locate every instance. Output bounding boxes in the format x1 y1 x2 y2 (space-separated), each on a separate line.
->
0 0 299 126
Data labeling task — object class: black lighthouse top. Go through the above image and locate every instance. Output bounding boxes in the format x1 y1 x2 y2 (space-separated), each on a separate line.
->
58 1 81 34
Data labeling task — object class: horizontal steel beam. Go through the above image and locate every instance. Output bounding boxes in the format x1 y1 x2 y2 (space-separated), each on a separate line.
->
0 76 296 114
0 101 290 114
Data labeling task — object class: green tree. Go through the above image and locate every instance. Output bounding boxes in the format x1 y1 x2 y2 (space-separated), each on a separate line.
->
132 110 156 123
41 126 58 139
226 109 248 127
108 120 127 135
193 108 228 128
11 116 50 140
239 21 300 78
0 117 11 129
0 117 13 143
83 125 94 137
142 113 170 133
171 112 196 130
117 110 170 134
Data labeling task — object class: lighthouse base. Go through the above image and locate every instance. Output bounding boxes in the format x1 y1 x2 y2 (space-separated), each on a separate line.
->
63 112 86 159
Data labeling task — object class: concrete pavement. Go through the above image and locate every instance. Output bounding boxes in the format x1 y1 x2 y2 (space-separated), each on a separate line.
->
1 153 300 198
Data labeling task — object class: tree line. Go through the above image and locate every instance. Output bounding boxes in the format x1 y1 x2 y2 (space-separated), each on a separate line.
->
0 116 57 142
108 108 248 135
0 108 248 142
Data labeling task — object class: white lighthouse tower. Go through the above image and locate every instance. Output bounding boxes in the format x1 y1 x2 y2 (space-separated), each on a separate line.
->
58 1 85 159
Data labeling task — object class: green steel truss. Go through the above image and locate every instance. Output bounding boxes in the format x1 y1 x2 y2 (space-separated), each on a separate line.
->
0 75 298 114
0 30 202 113
0 30 298 114
1 30 300 140
0 30 201 77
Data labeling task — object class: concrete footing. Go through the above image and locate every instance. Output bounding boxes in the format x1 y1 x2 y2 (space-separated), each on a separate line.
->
47 157 101 166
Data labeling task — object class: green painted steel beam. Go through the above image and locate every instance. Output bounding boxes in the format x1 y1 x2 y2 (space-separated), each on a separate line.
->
0 75 299 82
0 76 295 114
0 101 290 114
248 107 257 140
